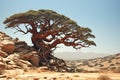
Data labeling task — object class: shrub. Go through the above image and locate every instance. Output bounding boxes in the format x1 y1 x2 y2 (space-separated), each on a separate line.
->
116 62 120 64
115 57 120 59
110 64 114 66
94 63 98 66
110 67 116 71
97 75 112 80
99 64 104 67
108 60 112 63
88 64 93 67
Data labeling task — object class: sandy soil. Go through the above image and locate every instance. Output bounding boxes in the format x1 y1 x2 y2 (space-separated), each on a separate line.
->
1 68 120 80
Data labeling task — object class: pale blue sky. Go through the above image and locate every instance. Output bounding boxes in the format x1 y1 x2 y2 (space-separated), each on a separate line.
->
0 0 120 57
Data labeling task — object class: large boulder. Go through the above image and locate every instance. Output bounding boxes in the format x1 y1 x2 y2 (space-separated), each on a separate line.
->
19 51 40 67
1 44 15 54
6 53 32 70
30 54 40 67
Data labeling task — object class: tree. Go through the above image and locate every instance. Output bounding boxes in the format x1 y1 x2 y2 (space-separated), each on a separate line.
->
3 9 96 64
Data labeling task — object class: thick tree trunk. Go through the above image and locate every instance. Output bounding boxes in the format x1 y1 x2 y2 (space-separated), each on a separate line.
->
31 34 51 59
30 34 79 72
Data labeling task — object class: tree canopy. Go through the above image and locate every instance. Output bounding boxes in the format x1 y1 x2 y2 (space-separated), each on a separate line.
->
4 9 96 56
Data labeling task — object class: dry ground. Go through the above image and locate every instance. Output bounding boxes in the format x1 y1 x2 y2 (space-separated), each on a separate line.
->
0 68 120 80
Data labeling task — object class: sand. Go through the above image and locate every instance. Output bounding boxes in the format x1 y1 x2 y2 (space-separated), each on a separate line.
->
1 68 120 80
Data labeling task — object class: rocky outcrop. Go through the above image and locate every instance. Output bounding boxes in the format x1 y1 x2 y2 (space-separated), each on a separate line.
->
14 41 30 52
0 32 33 75
0 31 82 73
19 51 41 67
1 44 15 54
0 32 45 72
0 32 15 55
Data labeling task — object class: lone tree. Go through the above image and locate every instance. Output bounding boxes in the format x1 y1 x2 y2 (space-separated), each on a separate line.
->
3 9 96 67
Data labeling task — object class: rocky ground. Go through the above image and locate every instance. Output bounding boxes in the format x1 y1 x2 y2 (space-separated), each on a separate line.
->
0 31 120 80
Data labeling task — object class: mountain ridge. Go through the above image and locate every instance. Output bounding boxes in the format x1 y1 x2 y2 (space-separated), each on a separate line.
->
54 52 113 60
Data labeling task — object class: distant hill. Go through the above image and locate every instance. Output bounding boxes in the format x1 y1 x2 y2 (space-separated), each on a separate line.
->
67 53 120 73
54 52 111 60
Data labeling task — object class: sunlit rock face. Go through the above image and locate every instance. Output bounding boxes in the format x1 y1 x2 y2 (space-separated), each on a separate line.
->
0 32 33 75
1 44 15 54
0 32 15 55
0 31 41 72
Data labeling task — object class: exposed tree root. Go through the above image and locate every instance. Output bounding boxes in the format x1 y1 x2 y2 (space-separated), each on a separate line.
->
38 52 81 72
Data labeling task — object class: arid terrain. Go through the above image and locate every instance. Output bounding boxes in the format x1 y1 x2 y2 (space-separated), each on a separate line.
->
0 31 120 80
1 68 120 80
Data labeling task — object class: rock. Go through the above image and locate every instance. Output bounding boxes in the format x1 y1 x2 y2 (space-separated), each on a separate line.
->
30 54 40 67
0 50 8 57
1 40 14 45
1 44 15 54
7 64 20 69
14 41 29 52
5 53 32 69
14 59 32 69
0 75 6 78
0 62 6 74
20 53 33 61
4 36 12 40
7 61 16 65
6 53 20 60
0 32 5 41
20 51 40 67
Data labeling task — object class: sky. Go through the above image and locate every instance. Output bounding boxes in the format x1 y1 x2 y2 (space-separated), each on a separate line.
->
0 0 120 59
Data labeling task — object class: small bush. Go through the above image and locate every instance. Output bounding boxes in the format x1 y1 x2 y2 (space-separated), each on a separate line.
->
94 63 98 66
99 64 104 67
88 64 93 67
110 67 116 70
110 64 114 66
108 60 112 63
115 57 120 59
116 62 120 64
97 75 112 80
